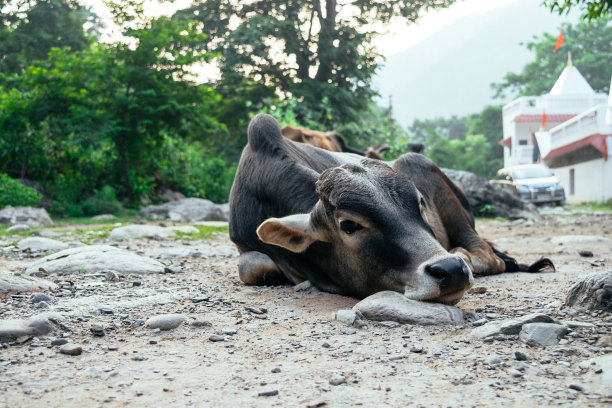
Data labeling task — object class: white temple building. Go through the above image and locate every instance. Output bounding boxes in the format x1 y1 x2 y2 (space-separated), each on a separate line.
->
501 54 611 203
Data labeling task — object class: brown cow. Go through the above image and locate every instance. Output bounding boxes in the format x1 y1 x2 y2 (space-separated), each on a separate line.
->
229 115 552 304
280 125 389 159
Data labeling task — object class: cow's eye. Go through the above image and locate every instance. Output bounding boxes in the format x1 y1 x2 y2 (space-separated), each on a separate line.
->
340 220 363 235
420 197 426 208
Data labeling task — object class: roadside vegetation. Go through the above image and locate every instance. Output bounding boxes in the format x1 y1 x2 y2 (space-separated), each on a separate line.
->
0 0 610 217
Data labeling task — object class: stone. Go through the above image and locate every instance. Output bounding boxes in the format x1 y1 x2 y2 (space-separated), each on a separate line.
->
109 225 176 241
442 169 540 220
171 225 200 234
90 324 105 337
352 291 464 325
209 334 224 342
59 344 82 356
51 338 69 346
24 245 165 275
0 206 53 227
332 310 358 326
471 313 554 338
329 375 346 386
7 224 30 233
515 351 528 361
519 323 568 347
487 356 501 365
17 237 68 252
0 316 55 343
551 236 611 245
578 250 594 257
159 189 186 203
145 314 185 331
139 198 229 222
595 335 612 348
28 293 51 304
0 274 57 295
92 214 115 221
565 270 612 311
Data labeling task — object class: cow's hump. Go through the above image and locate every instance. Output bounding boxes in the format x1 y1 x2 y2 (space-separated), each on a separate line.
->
247 114 284 153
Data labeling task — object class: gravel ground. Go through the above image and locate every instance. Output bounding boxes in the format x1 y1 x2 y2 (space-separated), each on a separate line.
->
0 212 611 407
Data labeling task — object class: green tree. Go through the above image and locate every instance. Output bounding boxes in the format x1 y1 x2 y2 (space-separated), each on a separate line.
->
491 19 612 99
0 0 96 75
544 0 612 20
175 0 456 128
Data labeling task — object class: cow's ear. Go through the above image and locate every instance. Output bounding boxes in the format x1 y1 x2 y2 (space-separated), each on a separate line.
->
257 214 325 253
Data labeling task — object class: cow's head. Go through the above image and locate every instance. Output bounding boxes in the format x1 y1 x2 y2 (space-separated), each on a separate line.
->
281 125 343 152
256 159 474 304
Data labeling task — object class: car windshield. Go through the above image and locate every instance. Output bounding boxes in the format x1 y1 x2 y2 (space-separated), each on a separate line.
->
512 166 553 180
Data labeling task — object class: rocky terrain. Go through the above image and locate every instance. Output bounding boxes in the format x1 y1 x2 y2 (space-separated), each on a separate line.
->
0 208 610 407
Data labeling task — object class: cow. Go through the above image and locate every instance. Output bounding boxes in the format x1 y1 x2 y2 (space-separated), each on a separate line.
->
229 114 552 305
280 124 389 159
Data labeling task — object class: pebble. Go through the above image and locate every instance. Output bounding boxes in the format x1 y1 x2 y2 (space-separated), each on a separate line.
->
343 329 356 335
487 356 501 365
568 383 584 392
515 351 528 361
410 345 424 353
104 270 121 282
332 310 357 326
258 390 279 397
209 335 224 342
329 375 346 386
190 320 212 328
51 338 69 346
145 314 184 331
519 323 568 347
30 293 52 303
222 328 237 336
99 308 114 315
472 318 488 327
578 250 593 257
90 324 105 337
509 369 523 378
271 367 281 373
469 286 487 294
36 301 50 309
59 344 82 356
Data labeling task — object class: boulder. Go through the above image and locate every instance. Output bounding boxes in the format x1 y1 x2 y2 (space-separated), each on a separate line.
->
471 313 554 338
0 274 58 295
566 270 612 312
24 245 165 275
443 169 540 219
139 198 229 222
91 214 115 221
519 323 568 347
159 189 186 202
109 225 175 241
7 224 30 233
0 206 52 227
17 237 69 252
352 291 464 325
0 316 55 343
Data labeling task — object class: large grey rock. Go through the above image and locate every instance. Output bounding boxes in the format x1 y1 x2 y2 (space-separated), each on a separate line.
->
139 198 229 222
17 237 68 252
352 291 464 325
24 245 165 275
0 316 55 343
0 206 52 227
91 214 115 221
519 323 568 347
551 235 612 245
566 270 612 311
471 313 554 338
0 274 58 295
443 169 540 219
7 224 30 233
109 225 175 241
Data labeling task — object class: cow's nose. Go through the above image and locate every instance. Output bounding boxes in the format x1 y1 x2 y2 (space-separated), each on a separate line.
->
425 257 471 293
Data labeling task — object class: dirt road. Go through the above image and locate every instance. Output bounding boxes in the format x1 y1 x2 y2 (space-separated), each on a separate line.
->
0 211 610 407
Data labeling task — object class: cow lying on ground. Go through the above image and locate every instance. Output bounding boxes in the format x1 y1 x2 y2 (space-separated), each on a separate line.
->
229 114 552 304
280 124 389 160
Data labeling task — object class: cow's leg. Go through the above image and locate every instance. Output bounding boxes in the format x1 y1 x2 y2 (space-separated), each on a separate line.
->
394 153 507 276
238 251 289 285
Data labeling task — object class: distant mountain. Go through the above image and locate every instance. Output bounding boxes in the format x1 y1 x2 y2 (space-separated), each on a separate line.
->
374 0 580 127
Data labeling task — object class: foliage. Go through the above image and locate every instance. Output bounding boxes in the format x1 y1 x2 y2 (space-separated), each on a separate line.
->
544 0 612 20
175 0 456 127
0 173 42 207
0 0 97 76
491 19 612 99
0 3 225 210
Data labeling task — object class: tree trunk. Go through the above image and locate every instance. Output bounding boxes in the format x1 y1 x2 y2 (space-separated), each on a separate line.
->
116 137 134 203
314 0 336 83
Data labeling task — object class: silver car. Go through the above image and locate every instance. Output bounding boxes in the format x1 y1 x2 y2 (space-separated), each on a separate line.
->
494 164 565 205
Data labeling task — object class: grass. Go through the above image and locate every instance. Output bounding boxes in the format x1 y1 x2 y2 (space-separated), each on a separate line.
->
174 224 229 240
562 201 612 213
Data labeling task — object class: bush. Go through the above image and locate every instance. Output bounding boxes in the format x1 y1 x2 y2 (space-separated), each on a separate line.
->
0 173 42 207
80 186 123 216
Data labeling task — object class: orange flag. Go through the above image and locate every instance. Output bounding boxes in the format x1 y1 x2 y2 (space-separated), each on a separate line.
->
554 31 564 52
541 109 547 130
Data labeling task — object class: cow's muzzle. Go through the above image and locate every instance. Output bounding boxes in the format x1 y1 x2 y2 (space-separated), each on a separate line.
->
425 257 473 296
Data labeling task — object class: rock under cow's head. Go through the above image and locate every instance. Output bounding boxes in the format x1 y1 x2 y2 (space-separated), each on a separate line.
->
256 159 473 304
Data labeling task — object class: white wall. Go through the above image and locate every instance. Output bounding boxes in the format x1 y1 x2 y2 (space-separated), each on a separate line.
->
554 158 612 203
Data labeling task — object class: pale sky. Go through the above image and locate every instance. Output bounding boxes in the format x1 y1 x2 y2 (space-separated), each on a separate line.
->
82 0 524 57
